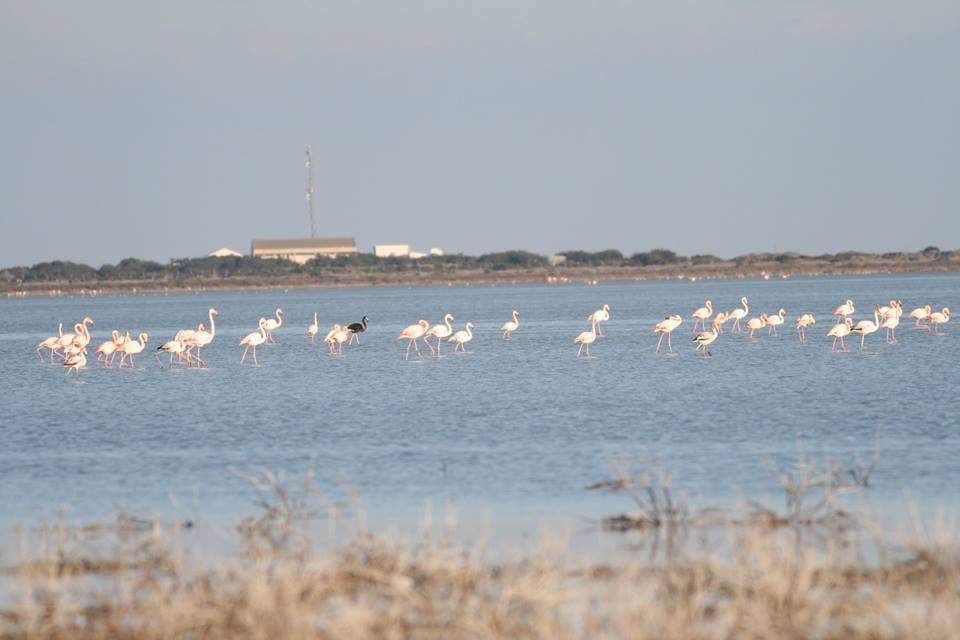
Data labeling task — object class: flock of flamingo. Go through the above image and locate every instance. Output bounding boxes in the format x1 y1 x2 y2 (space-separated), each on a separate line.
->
34 296 950 376
655 297 950 355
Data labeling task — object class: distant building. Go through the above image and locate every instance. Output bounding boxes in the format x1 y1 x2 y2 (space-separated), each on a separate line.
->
429 247 444 256
374 244 412 258
251 238 359 264
208 247 243 258
548 255 567 266
409 251 428 259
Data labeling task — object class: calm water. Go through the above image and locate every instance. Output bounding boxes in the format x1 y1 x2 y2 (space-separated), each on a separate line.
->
1 274 958 540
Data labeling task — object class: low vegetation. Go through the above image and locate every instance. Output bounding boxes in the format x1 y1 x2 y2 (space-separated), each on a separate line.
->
3 452 958 639
2 247 957 293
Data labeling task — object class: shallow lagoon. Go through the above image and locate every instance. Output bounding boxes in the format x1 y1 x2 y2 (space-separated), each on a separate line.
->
1 273 957 540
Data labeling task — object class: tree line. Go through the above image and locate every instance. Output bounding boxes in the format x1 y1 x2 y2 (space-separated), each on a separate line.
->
0 247 952 284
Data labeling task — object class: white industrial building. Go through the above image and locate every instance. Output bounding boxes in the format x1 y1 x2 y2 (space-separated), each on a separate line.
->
374 244 412 258
251 238 359 264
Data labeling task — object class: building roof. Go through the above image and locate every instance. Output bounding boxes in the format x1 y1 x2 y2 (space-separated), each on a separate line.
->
209 247 243 257
251 238 357 252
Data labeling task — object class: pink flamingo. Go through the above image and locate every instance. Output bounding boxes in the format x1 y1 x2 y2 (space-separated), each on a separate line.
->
909 305 931 328
727 297 749 332
833 299 855 324
927 307 950 334
691 300 713 334
795 314 816 344
588 304 611 337
327 325 350 355
448 322 474 353
57 317 93 351
240 318 268 365
500 310 520 340
118 333 149 368
186 308 218 367
745 314 768 339
765 309 786 336
36 323 64 362
575 319 598 358
827 318 853 352
654 315 683 353
95 330 123 365
712 312 728 334
264 308 284 344
397 320 429 360
307 312 319 345
425 314 454 356
851 306 881 351
881 309 900 343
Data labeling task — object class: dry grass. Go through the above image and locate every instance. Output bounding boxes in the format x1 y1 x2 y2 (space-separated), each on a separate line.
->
2 459 959 640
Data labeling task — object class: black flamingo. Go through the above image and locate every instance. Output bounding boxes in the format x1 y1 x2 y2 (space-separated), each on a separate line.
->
346 315 368 344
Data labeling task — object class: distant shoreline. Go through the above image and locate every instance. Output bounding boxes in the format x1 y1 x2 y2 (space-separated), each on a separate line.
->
4 257 959 298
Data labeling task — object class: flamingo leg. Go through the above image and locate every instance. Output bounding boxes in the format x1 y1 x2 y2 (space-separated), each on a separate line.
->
241 346 249 364
656 333 664 353
252 346 259 365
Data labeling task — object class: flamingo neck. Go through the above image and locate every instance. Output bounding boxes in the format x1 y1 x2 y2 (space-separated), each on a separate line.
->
208 310 217 337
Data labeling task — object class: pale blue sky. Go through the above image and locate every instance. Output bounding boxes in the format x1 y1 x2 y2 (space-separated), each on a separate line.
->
1 1 958 266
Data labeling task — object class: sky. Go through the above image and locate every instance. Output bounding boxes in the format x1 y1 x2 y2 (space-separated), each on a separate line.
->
1 1 958 267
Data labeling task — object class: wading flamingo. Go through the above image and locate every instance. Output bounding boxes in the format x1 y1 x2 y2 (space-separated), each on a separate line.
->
240 318 268 365
346 316 369 345
795 314 816 344
500 310 520 340
95 330 123 365
425 314 455 356
448 322 474 353
691 300 713 334
693 327 718 355
62 327 86 358
323 324 342 355
654 315 683 353
833 299 855 323
186 308 218 367
58 317 93 351
909 305 931 328
307 312 319 345
712 312 728 333
727 297 749 332
575 319 598 358
588 304 611 337
37 323 64 362
852 306 881 351
264 308 284 344
156 338 189 368
63 350 87 378
119 333 149 368
881 309 900 343
827 318 853 352
745 314 768 339
928 307 950 334
328 325 350 355
397 319 430 360
765 309 786 336
878 300 902 320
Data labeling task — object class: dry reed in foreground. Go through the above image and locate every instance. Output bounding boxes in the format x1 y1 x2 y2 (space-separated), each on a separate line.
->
2 463 958 639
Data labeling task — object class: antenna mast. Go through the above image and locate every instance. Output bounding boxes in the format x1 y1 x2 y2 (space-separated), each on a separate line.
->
305 145 316 238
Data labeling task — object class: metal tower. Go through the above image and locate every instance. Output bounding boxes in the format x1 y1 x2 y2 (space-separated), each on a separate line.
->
305 145 316 238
